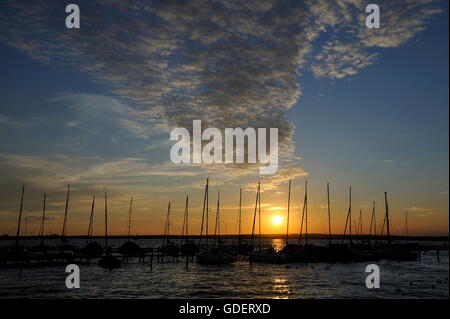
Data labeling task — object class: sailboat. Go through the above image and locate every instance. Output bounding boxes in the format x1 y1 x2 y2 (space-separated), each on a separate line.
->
320 184 362 262
281 180 333 262
118 197 144 256
374 192 418 261
1 185 26 262
59 185 76 253
198 178 210 249
32 192 48 252
235 188 252 255
80 195 104 257
279 180 310 262
14 185 25 251
324 186 380 262
98 191 121 269
249 182 287 263
179 195 199 256
197 192 235 264
159 202 179 256
28 193 51 261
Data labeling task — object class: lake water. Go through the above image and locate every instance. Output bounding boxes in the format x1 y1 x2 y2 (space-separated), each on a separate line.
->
0 238 448 299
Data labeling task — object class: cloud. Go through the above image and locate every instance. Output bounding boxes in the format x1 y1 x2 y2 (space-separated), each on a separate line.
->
0 0 443 177
311 40 378 79
406 206 441 218
0 113 22 128
51 93 158 140
364 158 396 167
310 0 442 79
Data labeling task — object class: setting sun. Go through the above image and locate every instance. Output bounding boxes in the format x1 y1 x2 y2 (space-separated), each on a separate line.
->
272 216 284 225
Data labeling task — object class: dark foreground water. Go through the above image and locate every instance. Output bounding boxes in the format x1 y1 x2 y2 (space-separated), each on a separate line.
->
0 238 448 299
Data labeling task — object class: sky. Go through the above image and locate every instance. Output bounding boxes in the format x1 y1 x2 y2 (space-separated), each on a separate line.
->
0 0 448 237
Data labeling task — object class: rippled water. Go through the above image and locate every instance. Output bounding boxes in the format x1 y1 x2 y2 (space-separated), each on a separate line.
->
0 238 448 299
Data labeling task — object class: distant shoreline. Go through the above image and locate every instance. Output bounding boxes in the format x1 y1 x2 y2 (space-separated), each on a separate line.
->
2 234 448 242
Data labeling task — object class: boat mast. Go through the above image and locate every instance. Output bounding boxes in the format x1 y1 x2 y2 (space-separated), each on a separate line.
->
327 182 331 244
373 201 377 243
368 201 376 243
40 192 46 246
104 191 109 255
298 181 307 245
258 183 262 252
286 180 291 245
206 179 209 247
250 182 260 251
305 180 308 246
186 196 189 240
199 178 208 246
163 202 171 245
238 189 242 248
384 192 390 246
349 186 352 245
214 192 220 247
60 185 70 246
86 195 95 244
127 196 133 240
181 195 189 244
15 184 25 249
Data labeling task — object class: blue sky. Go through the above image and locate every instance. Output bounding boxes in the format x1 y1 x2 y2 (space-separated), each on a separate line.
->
0 0 448 236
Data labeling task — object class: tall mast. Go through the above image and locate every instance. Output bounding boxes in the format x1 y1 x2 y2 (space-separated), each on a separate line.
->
205 179 209 246
40 193 46 246
199 178 208 246
15 184 25 249
104 191 109 255
342 186 352 245
214 192 220 247
250 182 260 250
327 182 331 244
258 183 262 251
181 195 189 243
238 189 242 248
349 186 352 245
60 185 70 245
186 196 189 240
127 196 133 240
373 201 377 243
87 195 95 244
286 180 291 245
164 202 171 244
305 180 308 246
369 201 376 243
298 181 307 245
384 192 390 246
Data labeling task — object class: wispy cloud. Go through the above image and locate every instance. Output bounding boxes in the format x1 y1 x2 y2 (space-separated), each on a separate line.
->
310 0 442 79
406 206 441 218
364 158 396 167
0 113 22 128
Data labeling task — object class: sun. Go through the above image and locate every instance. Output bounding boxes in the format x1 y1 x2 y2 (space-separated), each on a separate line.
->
272 216 284 225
